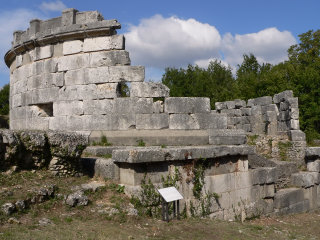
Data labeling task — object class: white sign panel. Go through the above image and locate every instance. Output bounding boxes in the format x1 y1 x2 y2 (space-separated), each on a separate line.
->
157 187 183 202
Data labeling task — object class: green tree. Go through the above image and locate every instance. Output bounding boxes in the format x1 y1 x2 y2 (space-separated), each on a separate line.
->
0 84 9 115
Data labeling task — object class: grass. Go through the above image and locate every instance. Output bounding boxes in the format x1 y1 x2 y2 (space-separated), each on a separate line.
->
1 171 320 239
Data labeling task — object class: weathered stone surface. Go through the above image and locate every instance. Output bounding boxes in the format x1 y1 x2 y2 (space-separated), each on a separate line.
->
113 145 254 163
47 131 88 158
58 85 97 101
65 190 88 207
274 188 304 209
215 102 226 111
247 96 272 106
165 97 210 113
273 90 294 104
89 50 130 67
35 45 53 60
251 167 277 185
53 101 83 116
130 82 169 98
208 129 246 145
83 35 124 52
289 130 306 141
86 66 145 84
291 172 320 188
136 114 169 130
307 160 320 172
63 40 83 55
221 109 242 117
289 119 299 130
306 147 320 158
57 54 89 71
1 203 16 215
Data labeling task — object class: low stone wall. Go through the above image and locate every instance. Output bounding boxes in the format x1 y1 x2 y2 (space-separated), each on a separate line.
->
0 129 87 176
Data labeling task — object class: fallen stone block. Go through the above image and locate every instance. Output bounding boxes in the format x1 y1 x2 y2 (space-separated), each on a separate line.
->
65 190 88 207
165 97 210 113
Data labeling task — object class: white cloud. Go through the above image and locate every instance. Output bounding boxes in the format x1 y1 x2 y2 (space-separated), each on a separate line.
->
40 0 66 12
125 16 297 77
0 9 43 80
125 14 221 69
222 28 297 67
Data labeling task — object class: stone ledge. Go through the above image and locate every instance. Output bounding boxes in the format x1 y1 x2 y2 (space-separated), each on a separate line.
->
112 145 254 163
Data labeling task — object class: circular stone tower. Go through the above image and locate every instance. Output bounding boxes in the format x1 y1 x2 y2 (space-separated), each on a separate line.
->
5 8 169 133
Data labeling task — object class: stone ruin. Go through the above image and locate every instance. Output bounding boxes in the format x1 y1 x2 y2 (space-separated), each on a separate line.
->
3 8 320 220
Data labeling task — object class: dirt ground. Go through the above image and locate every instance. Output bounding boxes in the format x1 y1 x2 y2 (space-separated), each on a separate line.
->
0 171 319 240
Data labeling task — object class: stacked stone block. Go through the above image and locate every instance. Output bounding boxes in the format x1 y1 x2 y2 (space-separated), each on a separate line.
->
215 90 300 136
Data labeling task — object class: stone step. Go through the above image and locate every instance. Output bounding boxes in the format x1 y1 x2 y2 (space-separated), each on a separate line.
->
208 129 247 145
80 157 119 180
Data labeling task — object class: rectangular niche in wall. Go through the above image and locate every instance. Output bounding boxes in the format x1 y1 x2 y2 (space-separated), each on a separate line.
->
117 82 131 97
31 103 53 117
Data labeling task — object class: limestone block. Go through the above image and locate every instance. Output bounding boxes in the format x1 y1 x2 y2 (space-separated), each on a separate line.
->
57 54 89 71
215 102 227 111
208 129 247 145
12 94 23 108
165 97 210 113
306 147 320 158
221 109 242 117
169 114 199 130
43 58 58 73
31 61 44 76
234 99 246 108
289 130 306 141
290 119 299 130
63 40 83 55
35 45 53 60
83 99 114 115
27 72 64 90
242 124 252 132
204 174 235 194
273 90 293 104
136 114 169 130
241 108 252 116
31 87 59 104
273 188 304 209
287 97 299 108
278 121 289 132
26 117 50 130
113 147 166 164
10 107 26 120
53 43 63 57
94 158 119 180
83 35 124 52
225 101 235 109
278 111 290 121
49 116 67 131
22 52 32 65
58 85 97 101
251 105 262 115
303 186 318 210
227 117 242 125
64 68 88 86
241 116 250 124
113 98 153 114
53 101 84 116
89 50 130 67
16 54 23 68
247 96 272 107
96 83 118 99
251 167 277 185
10 119 27 130
280 102 289 111
275 200 310 215
261 104 278 114
234 171 252 189
87 66 145 84
307 160 320 172
153 100 164 113
291 172 320 188
12 79 27 95
82 114 136 131
130 82 169 98
250 115 265 134
289 108 299 120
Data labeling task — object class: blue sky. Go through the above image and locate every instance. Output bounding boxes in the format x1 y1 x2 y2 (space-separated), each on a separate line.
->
0 0 319 86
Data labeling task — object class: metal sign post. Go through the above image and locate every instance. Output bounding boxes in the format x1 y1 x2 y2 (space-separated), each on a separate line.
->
158 187 183 222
